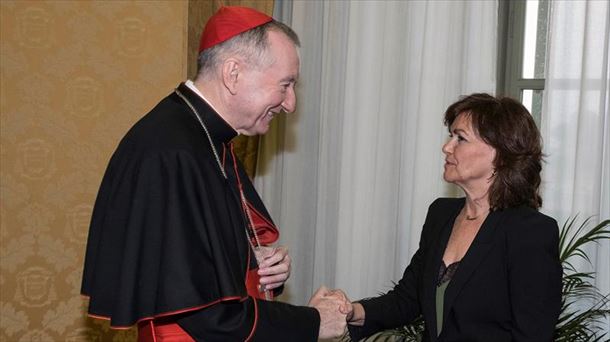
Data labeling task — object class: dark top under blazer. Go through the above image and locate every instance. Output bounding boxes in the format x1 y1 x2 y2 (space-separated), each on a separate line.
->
350 197 562 342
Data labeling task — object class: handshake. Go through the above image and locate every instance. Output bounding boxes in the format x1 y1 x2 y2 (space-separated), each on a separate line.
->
307 286 364 339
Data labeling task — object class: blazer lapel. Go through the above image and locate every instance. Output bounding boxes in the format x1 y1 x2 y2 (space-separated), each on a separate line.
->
441 209 507 327
421 199 463 341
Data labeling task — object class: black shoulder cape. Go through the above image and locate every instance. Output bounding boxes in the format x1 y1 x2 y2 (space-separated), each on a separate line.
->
81 84 318 339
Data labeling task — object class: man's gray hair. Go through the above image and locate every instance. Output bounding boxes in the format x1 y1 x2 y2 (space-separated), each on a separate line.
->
197 20 299 79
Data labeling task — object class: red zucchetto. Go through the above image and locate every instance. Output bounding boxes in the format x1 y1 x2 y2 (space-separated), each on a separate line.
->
199 6 273 52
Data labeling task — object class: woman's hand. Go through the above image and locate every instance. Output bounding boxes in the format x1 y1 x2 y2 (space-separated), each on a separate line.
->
325 289 365 326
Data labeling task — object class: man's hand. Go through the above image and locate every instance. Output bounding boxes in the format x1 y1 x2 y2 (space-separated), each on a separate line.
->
256 246 291 290
324 289 365 326
324 288 353 317
308 286 349 339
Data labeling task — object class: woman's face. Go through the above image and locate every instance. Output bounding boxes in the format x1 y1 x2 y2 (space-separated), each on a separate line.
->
442 113 496 190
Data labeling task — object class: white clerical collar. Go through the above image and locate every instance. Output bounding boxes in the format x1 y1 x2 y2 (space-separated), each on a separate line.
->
184 80 239 135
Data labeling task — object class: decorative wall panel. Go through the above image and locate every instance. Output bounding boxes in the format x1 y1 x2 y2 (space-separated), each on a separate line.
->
0 1 187 340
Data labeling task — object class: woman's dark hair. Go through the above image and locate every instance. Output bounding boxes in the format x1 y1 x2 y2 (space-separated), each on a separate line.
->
444 93 543 210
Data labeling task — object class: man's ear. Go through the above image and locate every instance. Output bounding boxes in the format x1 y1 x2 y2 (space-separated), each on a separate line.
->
222 58 240 95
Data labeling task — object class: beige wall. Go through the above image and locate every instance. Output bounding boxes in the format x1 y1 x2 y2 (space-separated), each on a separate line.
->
0 1 188 340
1 0 275 339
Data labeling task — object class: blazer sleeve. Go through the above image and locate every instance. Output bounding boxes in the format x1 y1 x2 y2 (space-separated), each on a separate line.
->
349 199 443 340
506 211 562 341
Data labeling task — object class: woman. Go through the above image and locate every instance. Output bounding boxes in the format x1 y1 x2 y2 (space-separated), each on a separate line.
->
346 93 562 341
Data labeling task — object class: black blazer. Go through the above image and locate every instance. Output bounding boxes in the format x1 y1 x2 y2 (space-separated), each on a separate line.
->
350 198 562 342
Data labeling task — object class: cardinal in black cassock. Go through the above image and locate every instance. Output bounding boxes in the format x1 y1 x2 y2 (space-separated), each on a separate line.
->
81 6 321 342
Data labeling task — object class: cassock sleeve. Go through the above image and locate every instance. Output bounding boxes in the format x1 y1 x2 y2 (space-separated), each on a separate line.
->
177 298 320 341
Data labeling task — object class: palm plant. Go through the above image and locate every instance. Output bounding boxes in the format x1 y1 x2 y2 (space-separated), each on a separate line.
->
554 217 610 341
350 217 610 342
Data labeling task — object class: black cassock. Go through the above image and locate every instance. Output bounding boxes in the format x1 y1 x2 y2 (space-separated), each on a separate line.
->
81 83 319 341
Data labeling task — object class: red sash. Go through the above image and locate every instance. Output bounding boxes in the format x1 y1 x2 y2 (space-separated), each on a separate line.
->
246 201 279 245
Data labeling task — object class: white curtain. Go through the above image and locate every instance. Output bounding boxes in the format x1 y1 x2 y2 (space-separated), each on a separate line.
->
540 0 610 332
257 0 497 305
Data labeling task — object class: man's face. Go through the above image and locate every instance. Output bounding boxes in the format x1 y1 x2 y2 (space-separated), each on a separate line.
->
234 30 300 136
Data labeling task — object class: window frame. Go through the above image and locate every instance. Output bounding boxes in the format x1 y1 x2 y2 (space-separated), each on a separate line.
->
497 0 548 125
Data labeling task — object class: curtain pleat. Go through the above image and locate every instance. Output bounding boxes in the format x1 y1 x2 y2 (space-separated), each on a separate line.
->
541 0 610 335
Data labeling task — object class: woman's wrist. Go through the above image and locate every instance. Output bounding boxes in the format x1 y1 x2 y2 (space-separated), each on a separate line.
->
348 302 365 326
